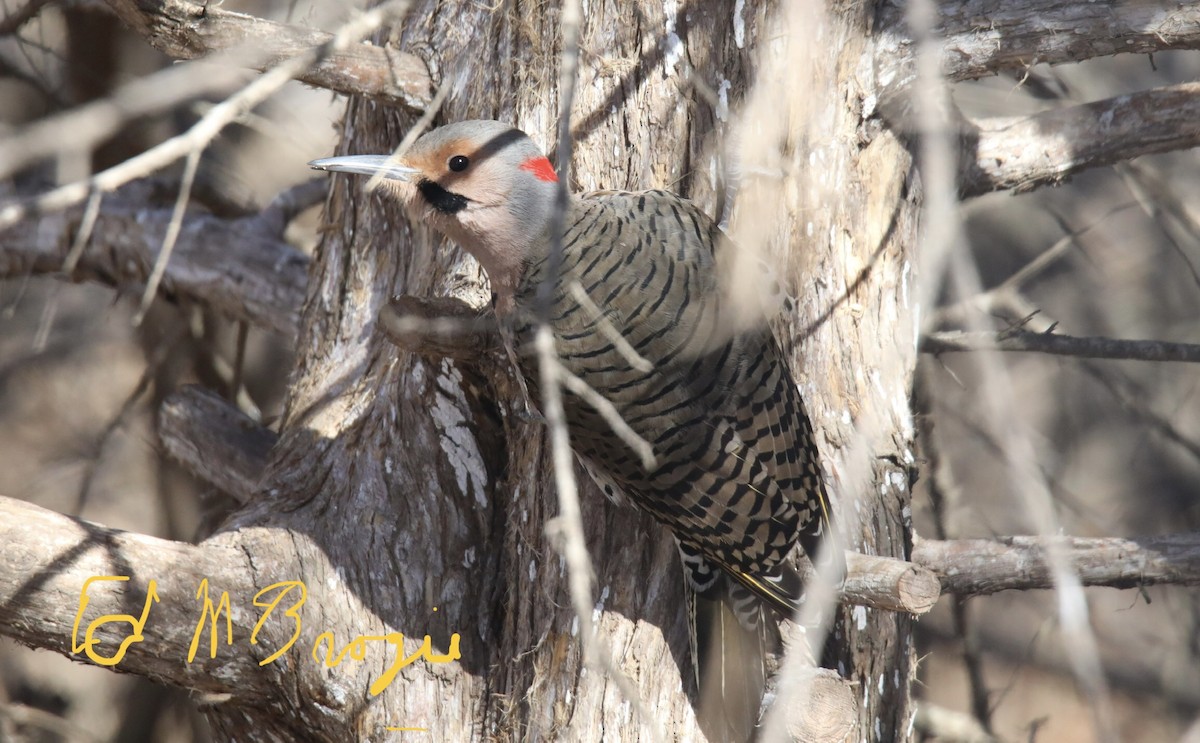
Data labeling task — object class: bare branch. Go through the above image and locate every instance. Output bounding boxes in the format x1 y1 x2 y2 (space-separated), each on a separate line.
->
0 496 261 697
158 386 278 504
0 1 409 231
0 200 308 336
145 386 1200 611
914 704 998 743
0 63 248 180
914 534 1200 595
103 0 432 110
959 83 1200 197
257 179 329 236
921 329 1200 363
0 0 55 36
878 1 1200 89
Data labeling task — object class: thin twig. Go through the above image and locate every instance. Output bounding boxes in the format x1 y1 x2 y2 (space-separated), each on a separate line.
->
0 62 248 180
927 202 1141 330
553 360 655 470
0 0 56 36
534 0 660 738
567 280 652 372
943 245 1119 742
231 320 249 413
364 73 455 194
0 1 413 232
72 317 189 515
922 329 1200 363
134 147 200 325
915 366 994 734
33 188 104 351
1114 162 1200 293
1079 362 1200 463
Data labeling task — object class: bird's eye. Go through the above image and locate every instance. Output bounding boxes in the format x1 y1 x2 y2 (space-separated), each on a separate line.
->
448 155 470 172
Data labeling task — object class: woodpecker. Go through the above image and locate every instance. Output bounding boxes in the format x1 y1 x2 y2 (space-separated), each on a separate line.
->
312 120 839 739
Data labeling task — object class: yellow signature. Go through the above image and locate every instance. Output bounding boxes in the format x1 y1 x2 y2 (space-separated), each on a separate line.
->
72 576 462 733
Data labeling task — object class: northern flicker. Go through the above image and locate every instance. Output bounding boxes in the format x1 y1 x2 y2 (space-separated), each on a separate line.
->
312 120 839 739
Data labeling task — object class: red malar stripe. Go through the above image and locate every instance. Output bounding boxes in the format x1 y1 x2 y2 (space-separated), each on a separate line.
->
519 156 558 182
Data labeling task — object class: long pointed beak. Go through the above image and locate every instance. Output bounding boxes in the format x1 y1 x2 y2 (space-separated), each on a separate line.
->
309 155 420 182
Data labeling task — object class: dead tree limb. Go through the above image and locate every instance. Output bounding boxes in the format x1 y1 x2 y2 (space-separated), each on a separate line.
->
158 386 278 505
102 0 432 110
914 534 1200 595
921 329 1200 364
0 202 307 336
0 496 262 698
878 1 1200 89
959 82 1200 196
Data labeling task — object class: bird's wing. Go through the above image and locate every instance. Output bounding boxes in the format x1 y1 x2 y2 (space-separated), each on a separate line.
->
521 190 836 592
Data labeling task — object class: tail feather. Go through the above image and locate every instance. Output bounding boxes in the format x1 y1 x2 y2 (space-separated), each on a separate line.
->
726 544 847 622
727 566 804 618
689 578 768 743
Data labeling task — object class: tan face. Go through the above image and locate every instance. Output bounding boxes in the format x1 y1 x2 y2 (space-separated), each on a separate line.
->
399 136 516 208
312 120 559 306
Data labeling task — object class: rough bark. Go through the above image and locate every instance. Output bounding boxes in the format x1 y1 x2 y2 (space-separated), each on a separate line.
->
174 0 922 739
0 0 923 740
876 0 1200 89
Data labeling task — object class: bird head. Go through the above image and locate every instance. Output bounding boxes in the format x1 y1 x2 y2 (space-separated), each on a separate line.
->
310 120 560 304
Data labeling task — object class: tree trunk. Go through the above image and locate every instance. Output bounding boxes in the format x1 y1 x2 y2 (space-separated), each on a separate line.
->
185 1 917 739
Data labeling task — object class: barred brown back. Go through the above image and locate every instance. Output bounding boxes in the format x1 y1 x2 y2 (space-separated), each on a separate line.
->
511 190 834 606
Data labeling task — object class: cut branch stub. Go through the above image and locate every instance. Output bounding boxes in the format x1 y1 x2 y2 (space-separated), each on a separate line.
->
379 295 501 361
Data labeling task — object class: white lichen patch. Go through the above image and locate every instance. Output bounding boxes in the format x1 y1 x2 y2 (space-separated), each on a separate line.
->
733 0 746 49
592 585 610 624
663 0 684 78
717 79 732 121
429 360 489 507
